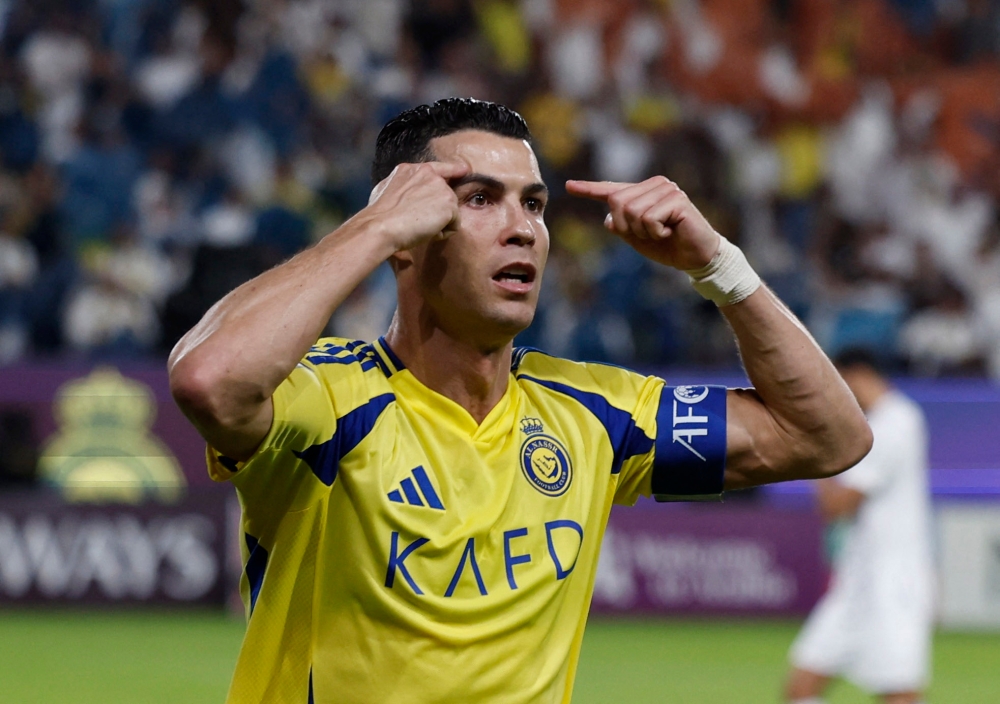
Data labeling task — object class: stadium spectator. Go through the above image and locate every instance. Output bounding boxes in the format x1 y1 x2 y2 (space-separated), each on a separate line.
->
898 275 986 374
786 348 934 704
0 225 36 363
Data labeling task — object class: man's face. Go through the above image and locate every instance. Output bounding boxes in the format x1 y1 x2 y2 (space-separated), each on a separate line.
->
402 129 549 348
837 365 874 411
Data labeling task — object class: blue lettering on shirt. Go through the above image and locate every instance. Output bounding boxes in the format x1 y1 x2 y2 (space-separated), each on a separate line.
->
444 537 488 597
384 532 429 594
384 521 586 597
503 527 531 590
544 520 584 580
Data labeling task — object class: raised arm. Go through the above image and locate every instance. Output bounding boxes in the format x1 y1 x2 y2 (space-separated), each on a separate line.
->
566 176 872 490
718 286 871 488
168 161 468 460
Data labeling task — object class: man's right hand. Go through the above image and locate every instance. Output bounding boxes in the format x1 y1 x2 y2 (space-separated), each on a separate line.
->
169 160 468 462
364 161 470 252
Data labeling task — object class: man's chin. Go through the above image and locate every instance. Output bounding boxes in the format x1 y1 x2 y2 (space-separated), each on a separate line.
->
473 304 536 347
427 295 537 349
491 302 536 331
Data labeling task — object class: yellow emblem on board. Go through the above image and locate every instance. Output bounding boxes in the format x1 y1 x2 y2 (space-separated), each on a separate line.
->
38 367 186 503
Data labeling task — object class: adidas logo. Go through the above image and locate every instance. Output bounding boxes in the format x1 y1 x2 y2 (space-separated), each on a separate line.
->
387 466 445 510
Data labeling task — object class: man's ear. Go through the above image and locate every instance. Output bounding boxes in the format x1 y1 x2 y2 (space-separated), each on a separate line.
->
390 249 413 267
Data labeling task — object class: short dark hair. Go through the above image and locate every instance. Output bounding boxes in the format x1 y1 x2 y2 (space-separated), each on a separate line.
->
371 98 531 186
833 347 882 373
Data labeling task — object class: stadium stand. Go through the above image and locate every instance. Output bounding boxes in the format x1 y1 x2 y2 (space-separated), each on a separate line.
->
0 0 998 374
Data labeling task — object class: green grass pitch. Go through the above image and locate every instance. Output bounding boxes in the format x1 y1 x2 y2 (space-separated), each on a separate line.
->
1 611 997 702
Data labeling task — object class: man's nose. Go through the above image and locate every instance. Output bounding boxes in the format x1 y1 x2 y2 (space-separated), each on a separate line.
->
502 201 536 246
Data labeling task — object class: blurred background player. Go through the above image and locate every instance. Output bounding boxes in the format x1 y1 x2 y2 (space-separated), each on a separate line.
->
785 348 934 704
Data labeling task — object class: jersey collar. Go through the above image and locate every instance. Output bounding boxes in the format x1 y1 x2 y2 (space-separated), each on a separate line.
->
386 365 521 444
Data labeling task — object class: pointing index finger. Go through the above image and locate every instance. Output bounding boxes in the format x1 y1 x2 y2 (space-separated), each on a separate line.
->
565 180 631 202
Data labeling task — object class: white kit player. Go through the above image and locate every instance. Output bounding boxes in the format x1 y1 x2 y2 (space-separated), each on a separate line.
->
786 349 935 704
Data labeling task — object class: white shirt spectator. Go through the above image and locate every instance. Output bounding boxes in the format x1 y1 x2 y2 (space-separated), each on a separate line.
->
20 30 90 101
133 52 201 109
0 234 38 289
64 283 159 351
20 29 91 161
900 304 983 375
825 84 897 224
547 21 605 100
759 43 810 108
201 198 255 247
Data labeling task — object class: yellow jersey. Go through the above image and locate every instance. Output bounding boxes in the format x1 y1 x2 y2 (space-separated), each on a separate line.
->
209 337 726 703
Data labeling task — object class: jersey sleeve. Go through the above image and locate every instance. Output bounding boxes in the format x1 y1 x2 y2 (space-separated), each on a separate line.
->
607 370 663 505
207 338 394 514
513 350 726 505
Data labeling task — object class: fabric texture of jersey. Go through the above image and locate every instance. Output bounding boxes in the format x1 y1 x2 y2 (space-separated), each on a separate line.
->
209 337 725 704
790 389 934 693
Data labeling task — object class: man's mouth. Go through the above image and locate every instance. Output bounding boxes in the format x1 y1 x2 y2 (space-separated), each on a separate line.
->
492 263 536 293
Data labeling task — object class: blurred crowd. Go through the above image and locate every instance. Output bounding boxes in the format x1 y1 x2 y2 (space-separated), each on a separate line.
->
0 0 999 374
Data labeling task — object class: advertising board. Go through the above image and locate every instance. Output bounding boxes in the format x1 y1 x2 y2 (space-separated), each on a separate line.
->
593 503 828 616
0 490 229 606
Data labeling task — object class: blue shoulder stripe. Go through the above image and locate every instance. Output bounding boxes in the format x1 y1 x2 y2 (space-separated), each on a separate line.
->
304 342 378 372
358 342 391 376
293 393 395 485
244 533 268 615
378 336 406 373
518 374 653 475
510 346 545 372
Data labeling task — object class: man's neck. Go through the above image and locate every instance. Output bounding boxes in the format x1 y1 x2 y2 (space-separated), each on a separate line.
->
383 320 513 425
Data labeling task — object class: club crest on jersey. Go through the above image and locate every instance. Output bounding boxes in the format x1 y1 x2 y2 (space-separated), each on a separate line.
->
520 433 572 497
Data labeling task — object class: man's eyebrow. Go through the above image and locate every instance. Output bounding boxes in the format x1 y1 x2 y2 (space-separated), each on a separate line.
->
451 173 549 199
522 182 548 199
451 173 505 191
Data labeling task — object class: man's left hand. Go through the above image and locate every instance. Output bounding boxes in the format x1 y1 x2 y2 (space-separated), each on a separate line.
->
566 176 721 271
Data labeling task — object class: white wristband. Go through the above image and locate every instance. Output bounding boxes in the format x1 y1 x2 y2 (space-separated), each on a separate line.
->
684 236 761 307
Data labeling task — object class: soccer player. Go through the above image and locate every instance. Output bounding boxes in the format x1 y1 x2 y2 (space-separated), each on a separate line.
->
785 349 934 704
169 98 872 703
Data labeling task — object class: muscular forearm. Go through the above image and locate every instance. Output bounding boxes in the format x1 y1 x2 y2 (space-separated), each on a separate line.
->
563 176 871 487
721 286 872 486
566 176 871 489
168 213 394 454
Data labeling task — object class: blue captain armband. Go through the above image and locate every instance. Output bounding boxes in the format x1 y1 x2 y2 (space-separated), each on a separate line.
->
652 385 727 502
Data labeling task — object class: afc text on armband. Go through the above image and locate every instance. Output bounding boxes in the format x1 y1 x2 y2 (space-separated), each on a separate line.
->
384 519 584 597
673 401 708 460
